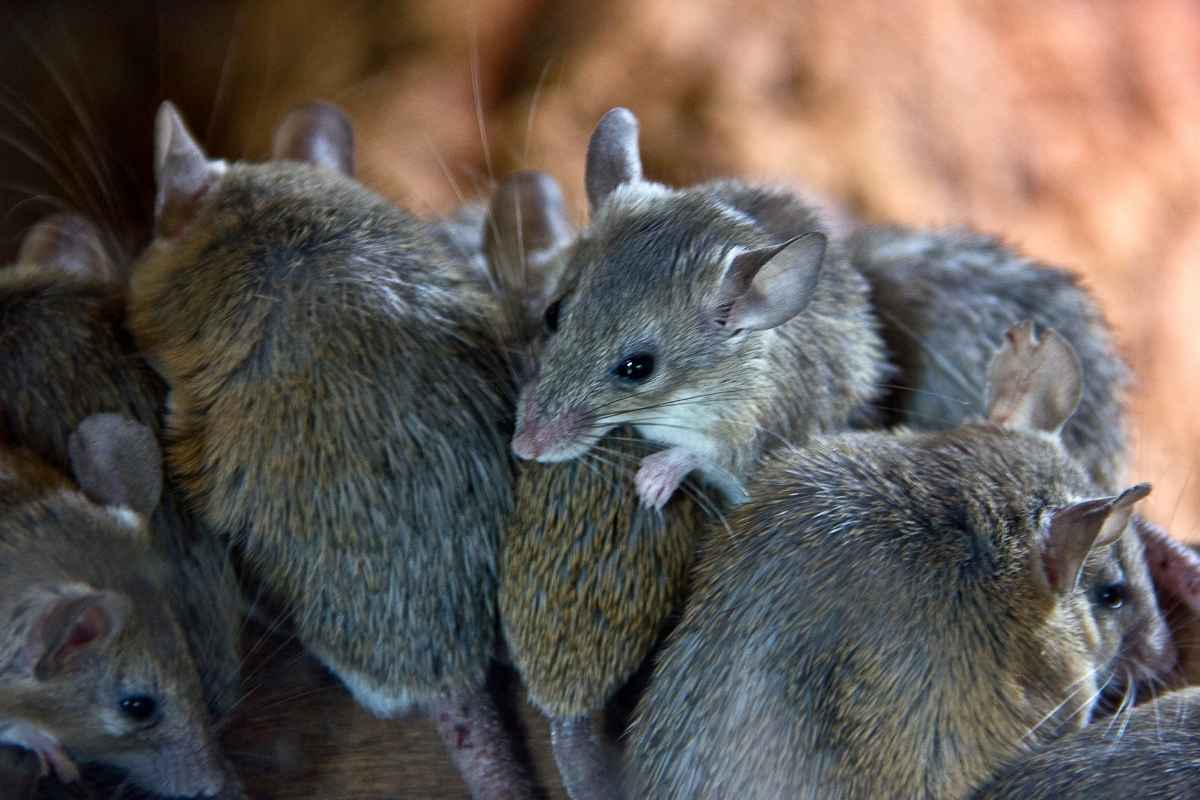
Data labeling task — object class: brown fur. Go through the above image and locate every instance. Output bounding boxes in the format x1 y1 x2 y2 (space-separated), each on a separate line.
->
500 429 707 719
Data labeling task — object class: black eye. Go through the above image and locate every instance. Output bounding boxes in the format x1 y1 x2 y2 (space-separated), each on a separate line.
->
119 695 158 721
1096 583 1127 610
544 299 561 332
613 353 655 383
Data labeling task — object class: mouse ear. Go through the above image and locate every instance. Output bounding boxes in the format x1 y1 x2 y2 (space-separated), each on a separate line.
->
1134 516 1200 683
271 100 355 176
19 586 131 681
585 107 643 214
17 213 118 284
484 170 574 313
715 232 826 333
67 414 163 518
154 101 221 239
985 321 1083 435
1040 483 1151 595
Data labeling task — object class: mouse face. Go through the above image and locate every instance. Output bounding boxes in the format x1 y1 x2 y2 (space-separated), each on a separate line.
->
0 417 228 796
514 186 770 463
1080 531 1174 705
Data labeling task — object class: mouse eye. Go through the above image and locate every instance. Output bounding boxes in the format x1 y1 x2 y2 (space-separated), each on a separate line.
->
1095 583 1127 610
544 299 562 332
613 352 656 383
119 695 158 722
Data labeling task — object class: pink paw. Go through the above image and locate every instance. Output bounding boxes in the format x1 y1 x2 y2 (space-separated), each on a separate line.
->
636 448 699 510
1 723 78 783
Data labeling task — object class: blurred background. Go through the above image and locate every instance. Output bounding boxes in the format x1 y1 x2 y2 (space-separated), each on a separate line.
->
1 0 1197 540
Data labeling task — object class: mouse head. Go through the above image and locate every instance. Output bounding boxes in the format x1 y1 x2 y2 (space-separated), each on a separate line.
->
13 213 119 285
511 107 828 463
3 415 227 796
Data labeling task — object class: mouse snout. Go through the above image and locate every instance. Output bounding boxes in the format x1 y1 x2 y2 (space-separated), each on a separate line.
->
511 395 588 462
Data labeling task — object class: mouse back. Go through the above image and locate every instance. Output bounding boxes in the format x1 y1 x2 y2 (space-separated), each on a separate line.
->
970 687 1200 800
129 101 514 711
625 322 1152 800
850 224 1130 493
501 427 710 718
0 416 227 797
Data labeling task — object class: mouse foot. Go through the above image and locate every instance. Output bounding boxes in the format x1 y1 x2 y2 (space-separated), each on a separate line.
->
0 722 79 783
429 689 538 799
550 714 625 800
636 448 701 510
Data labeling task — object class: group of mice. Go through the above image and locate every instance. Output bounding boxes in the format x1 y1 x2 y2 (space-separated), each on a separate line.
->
2 97 1200 800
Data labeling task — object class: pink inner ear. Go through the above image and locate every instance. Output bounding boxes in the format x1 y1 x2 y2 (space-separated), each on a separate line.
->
29 595 115 680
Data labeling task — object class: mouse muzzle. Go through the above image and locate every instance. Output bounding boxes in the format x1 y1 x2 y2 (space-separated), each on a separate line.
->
511 394 598 462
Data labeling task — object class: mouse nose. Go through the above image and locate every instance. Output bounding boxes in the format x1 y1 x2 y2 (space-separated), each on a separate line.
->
512 424 541 459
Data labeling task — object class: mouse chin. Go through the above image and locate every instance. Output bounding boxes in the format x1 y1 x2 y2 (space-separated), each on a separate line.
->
530 433 603 464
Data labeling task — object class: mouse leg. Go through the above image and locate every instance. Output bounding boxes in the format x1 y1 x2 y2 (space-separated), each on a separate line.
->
0 722 79 783
550 714 625 800
635 448 701 510
428 689 537 800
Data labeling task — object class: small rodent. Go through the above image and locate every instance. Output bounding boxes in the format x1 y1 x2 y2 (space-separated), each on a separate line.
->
843 225 1175 710
848 223 1129 492
970 687 1200 799
625 322 1156 800
127 100 534 796
0 414 227 797
1134 516 1200 687
510 107 887 510
484 171 714 800
0 212 245 731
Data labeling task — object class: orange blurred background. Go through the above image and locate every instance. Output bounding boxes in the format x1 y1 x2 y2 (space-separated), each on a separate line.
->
2 0 1197 540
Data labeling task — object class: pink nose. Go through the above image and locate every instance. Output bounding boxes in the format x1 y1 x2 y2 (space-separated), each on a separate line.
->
512 425 540 459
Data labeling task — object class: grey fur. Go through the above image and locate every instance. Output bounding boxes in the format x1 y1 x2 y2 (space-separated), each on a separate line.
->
626 425 1153 799
971 687 1200 799
0 217 245 730
515 173 887 499
849 224 1129 492
0 434 227 797
129 103 527 796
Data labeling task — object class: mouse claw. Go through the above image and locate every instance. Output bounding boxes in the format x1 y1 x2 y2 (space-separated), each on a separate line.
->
636 448 701 511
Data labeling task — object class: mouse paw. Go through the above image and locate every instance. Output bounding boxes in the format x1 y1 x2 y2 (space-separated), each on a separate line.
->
0 723 78 783
636 448 701 511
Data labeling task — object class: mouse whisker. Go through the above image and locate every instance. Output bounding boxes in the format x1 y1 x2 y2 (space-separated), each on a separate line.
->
877 308 981 402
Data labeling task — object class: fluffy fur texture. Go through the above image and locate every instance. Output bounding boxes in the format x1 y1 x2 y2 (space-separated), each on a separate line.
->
625 421 1156 799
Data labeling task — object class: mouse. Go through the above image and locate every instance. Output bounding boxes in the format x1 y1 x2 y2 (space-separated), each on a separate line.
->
481 170 716 800
509 106 888 510
839 224 1179 711
847 223 1130 493
969 686 1200 799
125 99 536 798
0 414 228 797
624 321 1157 800
0 212 246 733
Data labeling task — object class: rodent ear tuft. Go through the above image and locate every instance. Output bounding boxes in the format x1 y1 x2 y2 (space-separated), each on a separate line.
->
585 107 642 214
67 414 163 518
17 213 119 284
716 232 826 332
984 321 1083 435
1040 484 1151 595
19 586 131 681
154 101 219 239
271 100 355 177
484 170 575 316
